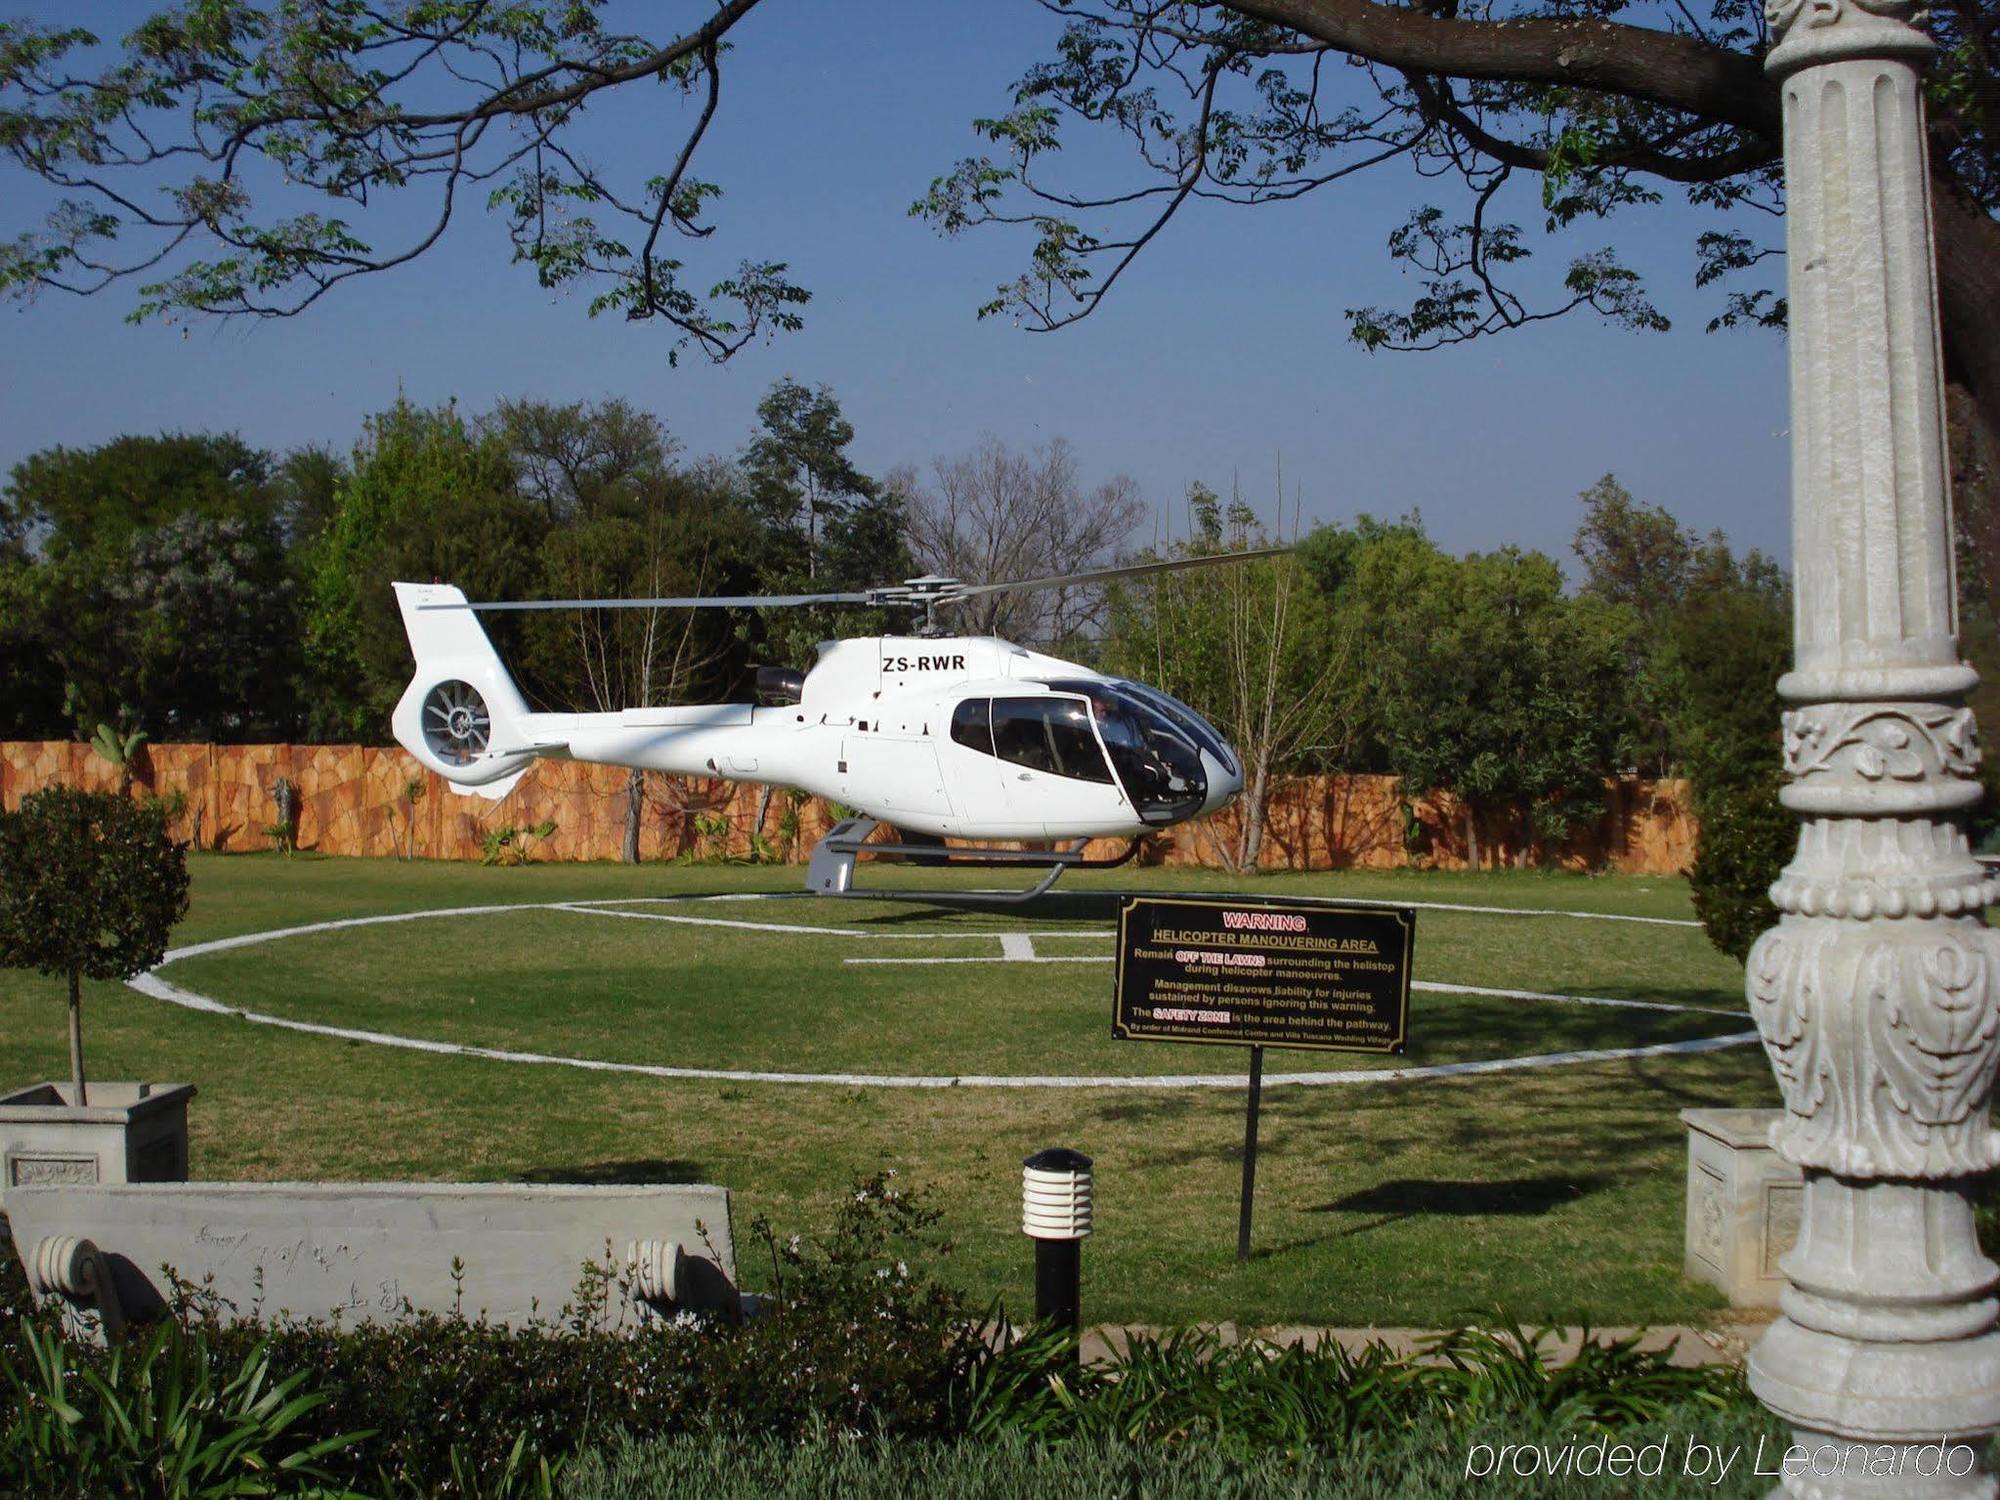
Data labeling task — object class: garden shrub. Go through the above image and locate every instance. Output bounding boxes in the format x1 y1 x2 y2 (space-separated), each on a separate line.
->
0 1317 371 1500
174 1172 970 1492
569 1404 1793 1500
957 1320 1744 1452
0 1180 1775 1498
1687 777 1795 963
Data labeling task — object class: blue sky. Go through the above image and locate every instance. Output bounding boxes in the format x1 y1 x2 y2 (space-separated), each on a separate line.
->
0 1 1793 571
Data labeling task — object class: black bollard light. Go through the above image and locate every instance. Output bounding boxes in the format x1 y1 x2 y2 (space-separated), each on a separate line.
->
1021 1147 1093 1332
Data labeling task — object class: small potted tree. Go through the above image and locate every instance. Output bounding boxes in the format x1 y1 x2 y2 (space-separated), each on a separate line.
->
0 787 195 1206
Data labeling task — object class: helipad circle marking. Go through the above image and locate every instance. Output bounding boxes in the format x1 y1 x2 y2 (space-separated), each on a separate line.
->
136 898 1755 1089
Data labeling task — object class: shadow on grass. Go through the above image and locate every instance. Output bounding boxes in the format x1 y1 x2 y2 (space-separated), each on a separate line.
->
517 1158 705 1185
1307 1174 1615 1238
1093 1096 1198 1126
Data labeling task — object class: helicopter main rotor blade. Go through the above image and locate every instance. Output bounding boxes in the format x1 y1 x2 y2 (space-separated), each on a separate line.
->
423 591 876 612
947 546 1295 601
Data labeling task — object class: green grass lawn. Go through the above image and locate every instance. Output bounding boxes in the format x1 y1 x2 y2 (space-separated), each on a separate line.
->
0 853 1780 1329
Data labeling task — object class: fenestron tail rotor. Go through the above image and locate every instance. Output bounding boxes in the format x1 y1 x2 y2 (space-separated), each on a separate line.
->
421 680 492 765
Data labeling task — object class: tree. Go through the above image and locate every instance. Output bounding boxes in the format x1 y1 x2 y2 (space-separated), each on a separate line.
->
273 444 347 551
0 786 190 1106
1650 536 1794 957
488 397 679 525
2 433 276 560
900 436 1145 648
1104 483 1355 869
99 513 302 741
1313 521 1630 867
305 399 542 741
735 378 912 665
0 433 304 741
507 416 749 862
1566 478 1793 953
9 1 1987 541
6 7 1992 849
1571 473 1704 775
741 378 879 583
0 559 63 739
1572 474 1698 624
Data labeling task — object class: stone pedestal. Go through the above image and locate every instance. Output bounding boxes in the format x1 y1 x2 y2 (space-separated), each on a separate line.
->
0 1082 194 1210
1682 1108 1802 1308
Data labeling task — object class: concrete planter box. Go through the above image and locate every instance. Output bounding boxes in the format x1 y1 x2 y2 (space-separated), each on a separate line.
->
1680 1106 1802 1308
0 1082 194 1210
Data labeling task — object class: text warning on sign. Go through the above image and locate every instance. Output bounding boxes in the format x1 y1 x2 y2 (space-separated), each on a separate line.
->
1113 896 1414 1054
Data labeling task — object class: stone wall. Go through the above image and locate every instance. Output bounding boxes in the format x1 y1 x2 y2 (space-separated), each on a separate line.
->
0 740 1696 874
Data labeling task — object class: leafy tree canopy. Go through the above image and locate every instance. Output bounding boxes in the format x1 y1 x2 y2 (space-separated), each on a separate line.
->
0 785 189 986
2 432 275 559
3 0 1995 621
52 511 302 740
1306 515 1632 863
0 784 191 1102
303 398 542 739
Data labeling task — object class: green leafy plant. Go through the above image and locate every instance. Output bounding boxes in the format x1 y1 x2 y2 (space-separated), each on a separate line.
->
775 790 808 861
262 776 300 855
399 776 427 862
0 1318 372 1499
1687 777 1794 962
88 723 149 796
481 820 558 866
421 1431 566 1500
674 811 749 866
148 788 191 844
0 785 190 1105
958 1317 1740 1453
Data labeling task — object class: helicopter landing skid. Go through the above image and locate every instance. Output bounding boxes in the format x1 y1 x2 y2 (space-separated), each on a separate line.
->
805 817 1141 905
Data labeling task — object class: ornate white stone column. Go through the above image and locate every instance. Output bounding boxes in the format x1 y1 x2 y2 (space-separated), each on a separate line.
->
1747 0 2000 1492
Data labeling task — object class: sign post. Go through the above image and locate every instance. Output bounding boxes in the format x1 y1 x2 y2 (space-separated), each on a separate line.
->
1236 1045 1263 1264
1114 895 1414 1259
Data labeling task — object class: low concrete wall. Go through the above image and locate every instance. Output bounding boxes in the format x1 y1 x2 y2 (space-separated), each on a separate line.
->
6 1180 737 1333
0 740 1696 874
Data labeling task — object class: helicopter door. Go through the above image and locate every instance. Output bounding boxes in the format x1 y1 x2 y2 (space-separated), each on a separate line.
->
846 733 953 824
941 698 1029 835
988 696 1119 836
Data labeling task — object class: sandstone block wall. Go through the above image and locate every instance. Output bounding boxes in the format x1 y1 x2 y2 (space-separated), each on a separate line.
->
0 741 1695 874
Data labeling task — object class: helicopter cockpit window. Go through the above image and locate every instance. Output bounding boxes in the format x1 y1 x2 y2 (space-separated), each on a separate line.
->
991 697 1113 783
1039 679 1209 824
950 698 993 756
1113 680 1238 777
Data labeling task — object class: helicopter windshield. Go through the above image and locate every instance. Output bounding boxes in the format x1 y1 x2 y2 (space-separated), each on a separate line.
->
1110 680 1239 777
1040 680 1209 825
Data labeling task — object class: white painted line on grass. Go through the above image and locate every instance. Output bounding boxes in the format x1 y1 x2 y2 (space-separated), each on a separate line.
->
556 902 1109 940
135 899 1749 1089
1379 899 1700 928
848 955 1108 965
124 968 1757 1089
843 956 1737 1016
167 904 560 963
583 892 1702 929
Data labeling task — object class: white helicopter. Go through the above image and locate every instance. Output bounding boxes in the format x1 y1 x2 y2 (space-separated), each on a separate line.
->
390 558 1272 899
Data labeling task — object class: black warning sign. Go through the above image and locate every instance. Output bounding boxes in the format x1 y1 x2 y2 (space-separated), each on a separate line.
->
1113 895 1413 1054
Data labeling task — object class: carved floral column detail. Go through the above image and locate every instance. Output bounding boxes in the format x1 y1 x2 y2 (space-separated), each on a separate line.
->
1747 0 2000 1491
